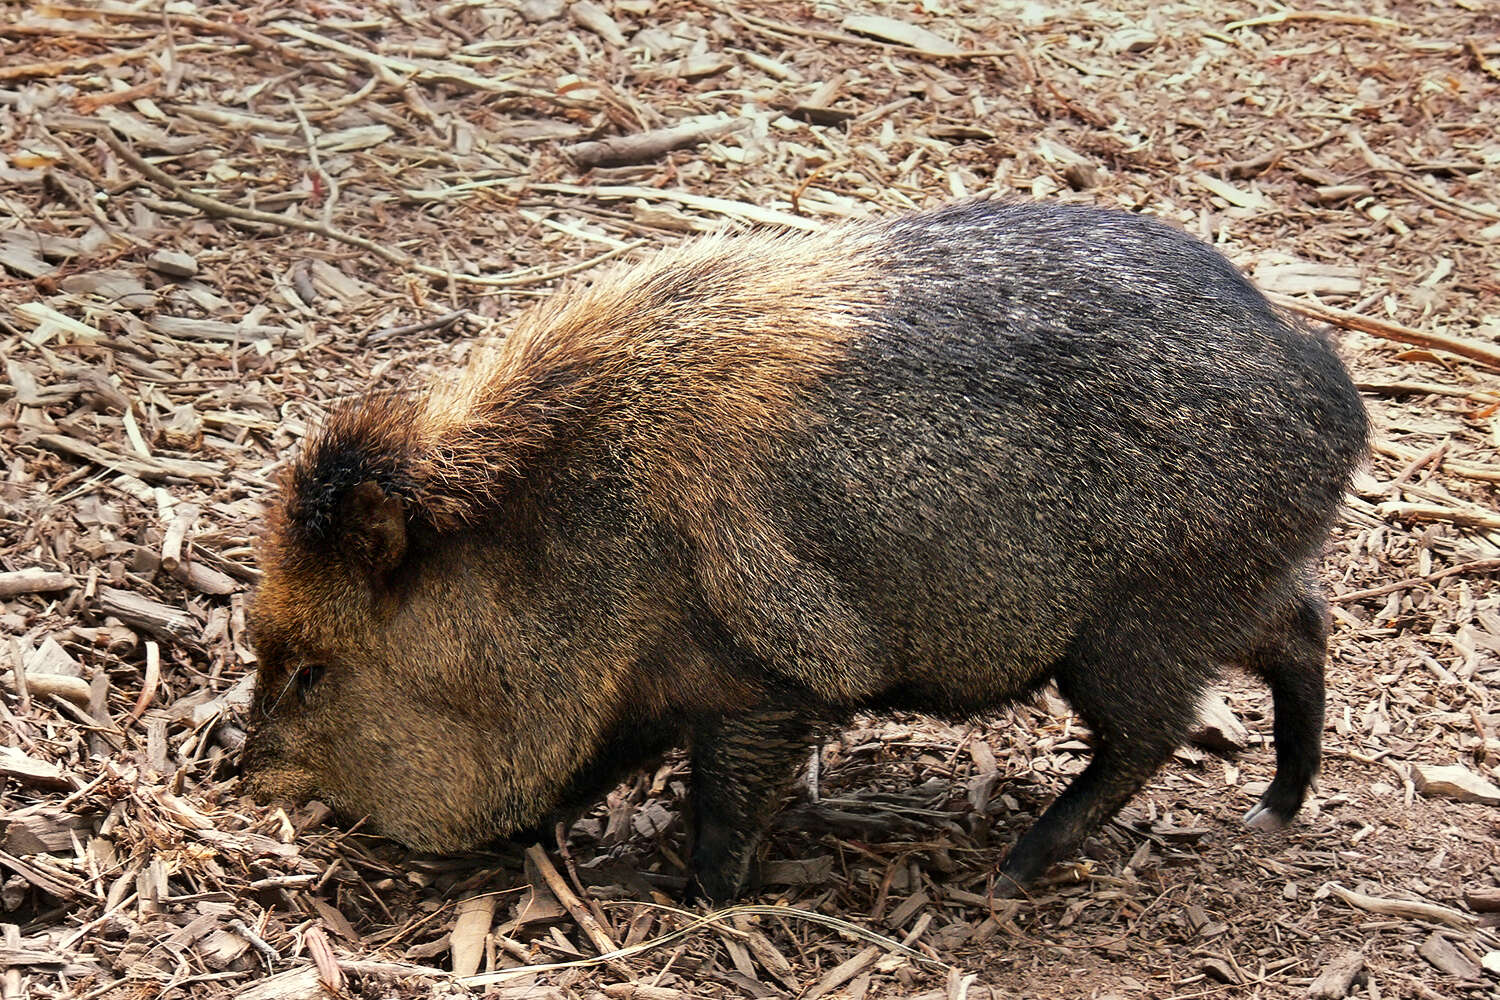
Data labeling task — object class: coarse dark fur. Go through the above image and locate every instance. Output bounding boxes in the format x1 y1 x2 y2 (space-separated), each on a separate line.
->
241 199 1369 904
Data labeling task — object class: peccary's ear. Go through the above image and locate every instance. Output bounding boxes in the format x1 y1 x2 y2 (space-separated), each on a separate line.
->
340 480 407 574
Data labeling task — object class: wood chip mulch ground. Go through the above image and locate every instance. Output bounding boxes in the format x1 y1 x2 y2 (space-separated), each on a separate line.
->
3 1 1499 997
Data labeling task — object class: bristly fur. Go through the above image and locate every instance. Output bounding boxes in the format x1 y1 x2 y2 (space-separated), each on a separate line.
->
278 221 890 546
245 198 1370 903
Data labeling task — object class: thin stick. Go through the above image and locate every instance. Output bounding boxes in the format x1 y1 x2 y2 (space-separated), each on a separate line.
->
693 0 1014 60
362 310 470 345
459 900 945 988
1225 11 1409 31
288 100 339 229
1270 293 1500 369
529 182 825 232
1331 559 1500 604
271 21 572 101
1378 501 1500 532
1374 441 1500 484
95 126 413 267
563 119 748 169
1470 39 1500 82
1323 882 1475 929
522 845 621 960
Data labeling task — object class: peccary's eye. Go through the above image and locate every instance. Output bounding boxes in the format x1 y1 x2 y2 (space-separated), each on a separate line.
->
296 662 326 698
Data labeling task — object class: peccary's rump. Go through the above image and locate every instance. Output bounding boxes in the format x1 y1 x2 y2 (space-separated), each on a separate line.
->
242 200 1368 902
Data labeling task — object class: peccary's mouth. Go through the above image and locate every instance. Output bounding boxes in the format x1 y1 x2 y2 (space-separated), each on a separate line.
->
237 737 321 806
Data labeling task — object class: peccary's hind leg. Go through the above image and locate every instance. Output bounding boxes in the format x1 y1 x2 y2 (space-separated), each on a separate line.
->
996 643 1205 895
1241 582 1328 830
688 709 821 904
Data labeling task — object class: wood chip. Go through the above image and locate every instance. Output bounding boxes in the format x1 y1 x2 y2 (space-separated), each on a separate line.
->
571 1 626 47
450 893 499 978
1420 931 1481 979
0 747 76 791
147 249 198 277
806 945 882 999
1189 691 1249 753
840 15 961 56
1411 763 1500 805
1306 950 1366 998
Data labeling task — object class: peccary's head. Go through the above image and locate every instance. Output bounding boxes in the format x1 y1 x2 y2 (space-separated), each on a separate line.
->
239 399 530 850
240 226 879 849
239 391 704 849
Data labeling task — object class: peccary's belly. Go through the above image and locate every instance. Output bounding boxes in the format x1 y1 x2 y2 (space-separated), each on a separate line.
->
773 419 1089 707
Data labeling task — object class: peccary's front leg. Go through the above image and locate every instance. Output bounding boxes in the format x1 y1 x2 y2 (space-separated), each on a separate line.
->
688 710 821 903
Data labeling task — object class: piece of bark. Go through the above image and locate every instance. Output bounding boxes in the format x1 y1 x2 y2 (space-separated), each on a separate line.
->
601 986 685 1000
305 926 344 994
761 856 834 885
35 433 219 483
0 747 76 791
1412 763 1500 805
3 671 90 705
147 249 197 277
805 946 882 999
95 586 198 642
169 559 239 596
1420 931 1481 979
1306 949 1365 998
1 805 93 855
1464 887 1500 912
28 638 82 678
450 893 499 977
0 943 97 977
841 15 961 55
1190 691 1249 753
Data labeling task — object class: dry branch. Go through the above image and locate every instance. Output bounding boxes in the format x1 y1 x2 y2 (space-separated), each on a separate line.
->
528 182 825 231
1379 502 1500 532
1324 883 1476 929
1332 559 1500 604
1374 442 1500 484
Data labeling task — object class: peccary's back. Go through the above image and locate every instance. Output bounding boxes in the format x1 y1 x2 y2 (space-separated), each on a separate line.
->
771 202 1367 706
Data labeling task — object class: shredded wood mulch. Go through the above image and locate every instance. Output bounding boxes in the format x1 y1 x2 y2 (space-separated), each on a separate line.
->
2 1 1499 997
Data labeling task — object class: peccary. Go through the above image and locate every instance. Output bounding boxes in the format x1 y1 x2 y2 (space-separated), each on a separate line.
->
241 199 1368 903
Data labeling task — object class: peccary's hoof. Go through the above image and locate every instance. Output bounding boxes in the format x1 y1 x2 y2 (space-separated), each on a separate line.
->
989 871 1031 899
1243 802 1292 831
684 869 743 908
